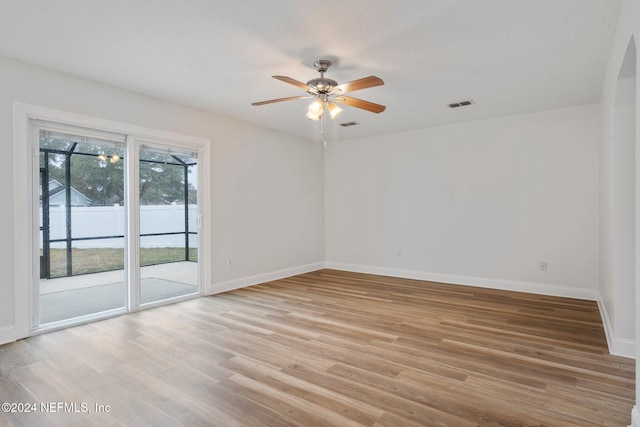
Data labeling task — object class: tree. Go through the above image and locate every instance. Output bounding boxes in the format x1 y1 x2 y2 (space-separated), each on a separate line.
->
138 153 192 205
41 137 195 206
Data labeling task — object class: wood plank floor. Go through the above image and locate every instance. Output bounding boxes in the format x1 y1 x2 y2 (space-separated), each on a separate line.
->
0 269 635 426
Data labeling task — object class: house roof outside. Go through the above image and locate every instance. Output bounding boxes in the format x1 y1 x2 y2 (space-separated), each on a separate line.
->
40 179 92 207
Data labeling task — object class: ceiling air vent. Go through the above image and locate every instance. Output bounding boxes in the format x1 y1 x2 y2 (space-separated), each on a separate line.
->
339 121 359 127
448 100 475 108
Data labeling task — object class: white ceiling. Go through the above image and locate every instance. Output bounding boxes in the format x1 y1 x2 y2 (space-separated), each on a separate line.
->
0 0 622 142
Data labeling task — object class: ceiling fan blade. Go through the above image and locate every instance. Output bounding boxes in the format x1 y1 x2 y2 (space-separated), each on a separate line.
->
252 95 311 106
334 95 386 113
272 76 311 91
334 76 384 93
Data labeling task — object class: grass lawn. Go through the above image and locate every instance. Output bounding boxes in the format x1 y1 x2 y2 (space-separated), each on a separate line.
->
47 247 198 277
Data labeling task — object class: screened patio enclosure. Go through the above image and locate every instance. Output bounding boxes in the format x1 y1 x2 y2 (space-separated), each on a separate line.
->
38 128 199 325
40 131 198 279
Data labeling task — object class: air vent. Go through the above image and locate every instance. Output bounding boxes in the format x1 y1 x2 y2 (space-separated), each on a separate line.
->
339 121 359 127
448 100 475 108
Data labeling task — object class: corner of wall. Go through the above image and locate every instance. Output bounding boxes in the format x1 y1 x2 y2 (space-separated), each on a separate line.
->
597 292 636 358
208 262 325 295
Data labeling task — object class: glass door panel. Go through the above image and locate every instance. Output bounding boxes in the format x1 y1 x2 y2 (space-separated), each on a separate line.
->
138 144 199 305
38 129 126 325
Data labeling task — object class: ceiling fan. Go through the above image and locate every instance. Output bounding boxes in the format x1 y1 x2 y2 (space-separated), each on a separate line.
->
251 59 386 121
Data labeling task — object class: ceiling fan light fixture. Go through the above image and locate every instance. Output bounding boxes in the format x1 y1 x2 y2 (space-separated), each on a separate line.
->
306 99 324 120
308 99 323 113
306 111 321 121
327 102 343 119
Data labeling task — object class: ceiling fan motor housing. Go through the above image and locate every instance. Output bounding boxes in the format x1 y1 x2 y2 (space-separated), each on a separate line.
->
307 59 338 94
306 77 338 94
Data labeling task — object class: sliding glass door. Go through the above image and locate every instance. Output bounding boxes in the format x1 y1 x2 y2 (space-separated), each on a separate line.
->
36 125 126 326
32 121 202 330
138 144 199 306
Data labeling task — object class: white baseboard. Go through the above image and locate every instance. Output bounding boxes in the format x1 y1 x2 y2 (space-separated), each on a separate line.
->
0 325 17 346
631 406 640 427
327 262 638 359
596 295 614 352
208 262 325 295
597 295 636 358
325 262 599 300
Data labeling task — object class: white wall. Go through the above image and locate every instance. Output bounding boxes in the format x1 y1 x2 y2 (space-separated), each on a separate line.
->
326 105 599 298
1 56 325 341
599 0 640 423
210 123 325 287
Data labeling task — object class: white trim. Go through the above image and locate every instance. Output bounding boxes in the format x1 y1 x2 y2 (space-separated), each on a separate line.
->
137 292 201 311
15 102 208 146
597 294 615 353
32 119 126 144
13 103 33 341
197 142 212 297
125 135 139 311
631 406 640 427
32 307 127 336
325 262 599 300
29 124 40 328
12 102 211 341
608 331 636 358
209 262 325 295
597 293 636 358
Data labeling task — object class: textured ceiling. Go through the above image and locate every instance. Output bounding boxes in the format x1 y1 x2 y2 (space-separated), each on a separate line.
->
0 0 622 142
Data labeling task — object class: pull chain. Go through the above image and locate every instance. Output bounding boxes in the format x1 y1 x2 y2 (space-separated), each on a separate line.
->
321 105 327 148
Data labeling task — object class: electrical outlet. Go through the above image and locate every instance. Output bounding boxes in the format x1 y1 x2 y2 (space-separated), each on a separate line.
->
539 261 548 272
227 258 233 268
396 250 402 257
353 248 359 255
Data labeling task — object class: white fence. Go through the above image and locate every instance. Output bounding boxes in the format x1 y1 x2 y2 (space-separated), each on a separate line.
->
43 205 198 249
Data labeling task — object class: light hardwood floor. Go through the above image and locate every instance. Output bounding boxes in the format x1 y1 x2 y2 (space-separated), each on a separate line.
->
0 269 635 426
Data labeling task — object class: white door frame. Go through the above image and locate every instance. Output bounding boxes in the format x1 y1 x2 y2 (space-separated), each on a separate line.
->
12 102 211 339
